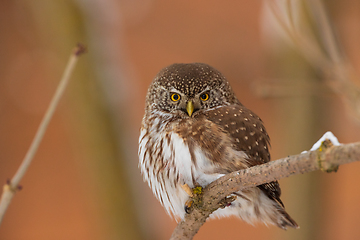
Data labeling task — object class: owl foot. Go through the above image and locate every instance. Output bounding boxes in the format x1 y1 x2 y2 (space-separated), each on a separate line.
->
218 195 237 209
181 184 194 197
183 185 203 214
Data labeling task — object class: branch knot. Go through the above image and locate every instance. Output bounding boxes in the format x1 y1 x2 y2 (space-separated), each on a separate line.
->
317 139 339 173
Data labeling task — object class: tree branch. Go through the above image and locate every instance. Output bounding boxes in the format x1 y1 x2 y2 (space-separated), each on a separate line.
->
170 140 360 240
0 43 86 226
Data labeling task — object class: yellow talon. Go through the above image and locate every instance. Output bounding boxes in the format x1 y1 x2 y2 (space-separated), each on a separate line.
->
185 199 193 213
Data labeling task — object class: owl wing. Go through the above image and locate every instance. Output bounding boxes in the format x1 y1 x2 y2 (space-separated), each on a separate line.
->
202 104 284 207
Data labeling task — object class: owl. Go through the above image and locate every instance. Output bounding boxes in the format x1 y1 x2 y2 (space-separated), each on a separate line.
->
138 63 298 229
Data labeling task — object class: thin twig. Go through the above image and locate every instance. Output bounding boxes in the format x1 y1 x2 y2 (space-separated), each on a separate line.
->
306 0 342 64
170 141 360 240
268 0 331 69
268 0 360 121
0 43 86 225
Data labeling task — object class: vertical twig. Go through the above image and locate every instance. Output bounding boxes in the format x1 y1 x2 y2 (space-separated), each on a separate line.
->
268 0 360 121
306 0 342 64
267 0 330 69
0 43 86 225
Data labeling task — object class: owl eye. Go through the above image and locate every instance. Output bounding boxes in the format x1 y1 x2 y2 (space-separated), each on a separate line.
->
170 93 181 102
200 93 209 101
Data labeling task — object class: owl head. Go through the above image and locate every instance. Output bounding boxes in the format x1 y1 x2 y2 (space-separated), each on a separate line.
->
145 63 240 118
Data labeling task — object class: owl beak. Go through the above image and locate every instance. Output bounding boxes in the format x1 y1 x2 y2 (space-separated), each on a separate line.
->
186 100 194 117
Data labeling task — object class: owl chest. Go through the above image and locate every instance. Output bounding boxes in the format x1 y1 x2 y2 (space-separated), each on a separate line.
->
140 126 220 189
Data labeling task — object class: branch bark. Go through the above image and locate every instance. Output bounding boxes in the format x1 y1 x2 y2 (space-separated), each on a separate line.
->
170 140 360 240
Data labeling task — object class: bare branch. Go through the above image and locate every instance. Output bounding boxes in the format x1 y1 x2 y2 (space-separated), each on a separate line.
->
267 0 360 122
170 141 360 240
0 43 86 225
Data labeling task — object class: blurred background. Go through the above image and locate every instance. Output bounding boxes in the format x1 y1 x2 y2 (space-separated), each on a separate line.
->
1 0 360 239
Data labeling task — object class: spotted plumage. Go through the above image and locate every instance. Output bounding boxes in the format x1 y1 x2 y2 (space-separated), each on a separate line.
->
138 63 298 229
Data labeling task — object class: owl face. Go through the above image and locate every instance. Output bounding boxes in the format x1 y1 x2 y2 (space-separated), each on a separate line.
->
146 63 240 118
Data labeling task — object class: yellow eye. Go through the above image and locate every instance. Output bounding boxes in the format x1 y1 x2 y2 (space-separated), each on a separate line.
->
170 93 181 102
200 93 209 101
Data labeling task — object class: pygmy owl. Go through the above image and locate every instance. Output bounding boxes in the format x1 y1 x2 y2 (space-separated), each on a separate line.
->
138 63 298 229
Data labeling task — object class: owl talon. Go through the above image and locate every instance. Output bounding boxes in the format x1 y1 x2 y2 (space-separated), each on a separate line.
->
218 195 237 209
185 199 193 213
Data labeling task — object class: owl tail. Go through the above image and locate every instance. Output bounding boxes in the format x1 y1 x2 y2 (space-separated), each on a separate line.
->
210 189 299 229
276 205 299 230
244 189 299 230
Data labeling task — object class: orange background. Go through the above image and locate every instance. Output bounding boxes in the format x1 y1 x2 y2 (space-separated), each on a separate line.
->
1 1 360 240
